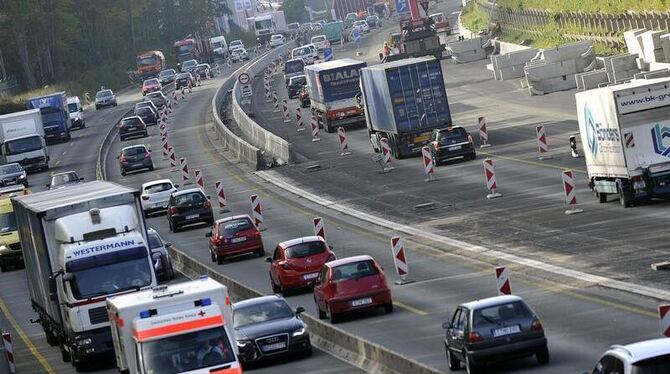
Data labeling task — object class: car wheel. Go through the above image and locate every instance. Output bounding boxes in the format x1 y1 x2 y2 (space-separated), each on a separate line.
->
143 210 149 218
470 152 477 160
316 301 326 319
149 165 154 171
464 352 479 374
23 182 29 188
596 191 607 203
121 171 127 176
61 342 71 362
446 344 460 370
536 346 549 365
256 247 265 257
384 302 393 314
0 260 5 272
216 253 225 265
271 278 281 294
210 250 216 263
327 304 339 324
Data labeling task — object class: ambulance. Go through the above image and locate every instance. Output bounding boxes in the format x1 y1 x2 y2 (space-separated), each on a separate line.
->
107 276 241 374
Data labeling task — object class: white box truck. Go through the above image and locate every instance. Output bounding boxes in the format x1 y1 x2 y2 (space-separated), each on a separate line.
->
107 276 241 374
251 11 287 44
576 77 670 207
11 181 157 370
0 109 49 171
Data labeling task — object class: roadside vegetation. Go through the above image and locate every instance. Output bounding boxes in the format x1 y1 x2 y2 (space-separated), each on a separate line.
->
461 2 490 33
497 0 670 13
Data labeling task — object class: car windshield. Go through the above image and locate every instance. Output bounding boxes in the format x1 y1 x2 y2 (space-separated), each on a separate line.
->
136 107 152 116
123 147 147 157
177 74 190 79
159 70 175 77
96 90 112 98
144 79 159 86
174 192 205 206
51 172 78 186
312 36 325 43
122 117 142 126
183 60 197 68
233 300 294 328
40 109 62 124
147 231 162 250
272 35 282 40
0 211 17 233
232 49 243 55
67 103 78 113
290 76 306 87
632 354 670 374
0 164 21 174
332 260 379 281
66 246 152 299
5 136 42 156
137 55 158 66
286 241 326 259
285 61 304 75
230 41 242 48
473 301 532 328
178 44 195 53
437 128 468 144
140 326 235 373
219 218 253 236
144 182 173 194
147 92 163 99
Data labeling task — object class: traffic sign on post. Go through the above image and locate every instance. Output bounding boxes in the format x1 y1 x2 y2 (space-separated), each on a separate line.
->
324 47 333 61
238 72 250 85
240 84 253 97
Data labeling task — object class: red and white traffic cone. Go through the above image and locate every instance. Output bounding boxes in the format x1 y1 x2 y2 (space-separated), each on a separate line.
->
195 168 204 189
250 194 264 230
282 99 290 122
391 236 413 285
421 146 436 182
172 90 178 105
495 266 512 295
161 136 169 159
295 106 305 132
562 169 583 215
181 86 186 100
167 99 173 114
337 127 351 156
313 217 326 241
168 147 177 172
195 73 201 87
3 332 14 374
380 138 393 172
659 304 670 337
180 157 191 184
215 181 228 213
478 116 491 148
310 113 320 142
264 82 271 102
272 91 279 112
483 158 502 199
536 125 551 160
188 80 193 93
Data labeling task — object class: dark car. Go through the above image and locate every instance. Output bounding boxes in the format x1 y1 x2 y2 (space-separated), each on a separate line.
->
134 106 157 126
167 188 214 232
94 89 117 110
443 295 549 373
147 228 175 282
429 125 476 165
146 91 167 109
366 15 381 28
300 85 310 108
287 75 306 99
118 116 148 141
206 215 264 264
46 171 82 189
118 144 153 176
175 73 194 89
135 100 159 114
0 164 28 188
158 69 177 85
195 63 211 79
233 295 311 364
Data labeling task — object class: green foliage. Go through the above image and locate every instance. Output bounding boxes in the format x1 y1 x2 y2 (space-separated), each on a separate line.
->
497 0 670 13
281 0 307 24
461 2 489 33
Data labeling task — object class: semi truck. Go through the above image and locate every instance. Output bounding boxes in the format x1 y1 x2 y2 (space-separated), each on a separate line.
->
136 51 166 80
173 34 211 66
12 181 157 370
251 11 287 44
305 58 367 133
360 56 452 158
332 0 366 22
107 276 241 374
0 109 49 171
25 92 71 143
576 77 670 207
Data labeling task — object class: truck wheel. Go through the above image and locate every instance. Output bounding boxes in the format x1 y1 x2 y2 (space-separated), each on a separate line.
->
324 119 334 133
596 191 607 203
618 181 633 208
61 342 71 362
0 261 5 272
45 330 58 346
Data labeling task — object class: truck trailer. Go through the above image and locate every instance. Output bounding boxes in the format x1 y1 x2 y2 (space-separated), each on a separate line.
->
25 92 71 143
251 11 287 44
305 58 367 133
0 109 49 171
360 56 452 158
12 181 157 370
576 77 670 207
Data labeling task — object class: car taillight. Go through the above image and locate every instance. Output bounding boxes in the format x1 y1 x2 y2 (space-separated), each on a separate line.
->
327 253 336 261
214 236 224 246
253 230 261 238
168 207 177 215
467 133 474 143
467 332 483 343
531 319 544 332
145 152 151 159
203 201 211 209
119 155 127 162
141 195 150 200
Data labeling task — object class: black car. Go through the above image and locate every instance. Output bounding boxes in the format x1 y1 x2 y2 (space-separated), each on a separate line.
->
146 91 167 109
158 69 177 85
195 63 211 79
175 73 194 89
118 144 153 176
166 188 213 232
134 106 157 126
429 125 476 165
443 295 549 373
118 116 148 141
233 295 311 364
0 163 28 188
147 228 175 282
287 75 306 99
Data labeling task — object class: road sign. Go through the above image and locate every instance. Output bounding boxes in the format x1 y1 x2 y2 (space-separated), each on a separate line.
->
324 47 333 61
238 72 250 85
395 0 409 13
241 84 253 97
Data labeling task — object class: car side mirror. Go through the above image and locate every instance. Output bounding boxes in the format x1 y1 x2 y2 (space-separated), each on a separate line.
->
205 232 212 238
79 177 84 181
442 322 451 330
80 108 83 112
328 245 333 250
164 242 172 248
295 306 305 314
265 257 273 263
206 195 211 199
62 273 74 282
45 184 50 188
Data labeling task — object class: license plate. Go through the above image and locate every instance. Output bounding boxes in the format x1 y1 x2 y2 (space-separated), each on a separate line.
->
231 236 247 243
492 325 521 337
351 297 372 307
302 272 319 280
448 145 462 151
262 342 286 352
185 214 199 220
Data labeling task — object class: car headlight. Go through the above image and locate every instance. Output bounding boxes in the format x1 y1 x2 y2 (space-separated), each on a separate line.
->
292 326 307 337
76 337 92 346
0 245 7 253
18 174 25 179
236 340 250 348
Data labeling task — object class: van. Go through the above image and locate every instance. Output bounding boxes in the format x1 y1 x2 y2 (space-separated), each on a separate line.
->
0 195 24 271
66 96 85 129
292 44 318 65
284 58 306 86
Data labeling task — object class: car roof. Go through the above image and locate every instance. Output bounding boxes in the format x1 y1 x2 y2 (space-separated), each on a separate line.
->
0 163 21 169
608 338 670 363
173 187 205 196
233 294 286 309
160 69 176 73
289 75 306 81
52 170 76 177
326 255 374 268
216 214 253 223
279 236 324 248
121 144 148 151
142 179 174 189
121 115 142 121
436 125 466 132
460 295 524 310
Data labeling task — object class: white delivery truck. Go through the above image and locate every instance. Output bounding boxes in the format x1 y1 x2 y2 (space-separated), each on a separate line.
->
251 11 287 44
11 181 157 370
107 276 241 374
210 36 228 59
0 109 49 171
576 77 670 207
66 96 86 129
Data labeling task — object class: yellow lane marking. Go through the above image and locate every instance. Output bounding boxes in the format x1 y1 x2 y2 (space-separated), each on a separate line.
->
478 150 587 174
0 297 55 373
394 302 428 316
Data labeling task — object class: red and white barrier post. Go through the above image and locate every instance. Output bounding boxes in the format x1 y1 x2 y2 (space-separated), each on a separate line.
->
495 266 512 295
161 135 169 159
478 116 491 148
536 125 551 160
264 81 271 102
379 138 394 172
181 85 186 100
310 112 320 142
313 217 326 241
272 91 279 112
168 147 177 172
391 237 413 285
421 146 436 182
188 79 193 93
483 158 502 199
295 106 305 132
3 332 14 374
659 304 670 337
281 99 290 122
337 127 351 156
195 168 204 189
250 194 264 230
179 157 191 184
562 169 583 215
215 182 228 213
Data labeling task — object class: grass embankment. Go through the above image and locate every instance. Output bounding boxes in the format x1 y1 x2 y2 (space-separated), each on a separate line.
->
497 0 669 13
461 2 490 33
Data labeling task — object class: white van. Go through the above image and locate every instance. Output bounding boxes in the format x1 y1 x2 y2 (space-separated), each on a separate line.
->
292 44 318 65
311 35 329 50
66 96 85 129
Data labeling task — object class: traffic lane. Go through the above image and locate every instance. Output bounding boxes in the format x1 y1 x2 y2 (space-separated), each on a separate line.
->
106 71 663 373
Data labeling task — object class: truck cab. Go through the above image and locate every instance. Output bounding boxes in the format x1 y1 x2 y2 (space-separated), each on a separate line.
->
26 92 72 143
210 36 228 59
0 195 22 272
0 109 49 171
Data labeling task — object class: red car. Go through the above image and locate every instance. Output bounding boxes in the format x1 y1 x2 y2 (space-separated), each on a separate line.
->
314 255 392 323
141 78 161 96
206 215 264 264
267 236 336 295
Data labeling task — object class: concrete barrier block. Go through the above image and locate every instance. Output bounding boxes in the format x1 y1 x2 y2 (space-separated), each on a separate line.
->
492 48 539 68
528 74 577 95
525 59 577 81
624 29 646 56
447 37 483 53
541 41 593 63
641 30 664 60
576 69 609 90
493 40 533 55
450 48 487 63
643 69 670 79
498 65 527 80
660 34 670 64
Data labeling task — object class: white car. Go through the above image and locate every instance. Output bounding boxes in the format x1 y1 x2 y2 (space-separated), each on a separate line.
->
141 179 178 217
353 20 370 33
591 338 670 373
229 39 244 51
269 34 286 47
230 47 249 62
311 35 329 51
292 45 318 65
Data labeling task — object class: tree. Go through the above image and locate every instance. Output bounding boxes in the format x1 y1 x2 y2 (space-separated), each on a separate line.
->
281 0 307 24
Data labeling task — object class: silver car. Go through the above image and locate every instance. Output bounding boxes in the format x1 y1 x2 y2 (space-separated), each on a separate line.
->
47 171 82 190
0 163 28 188
147 228 175 282
95 89 117 110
